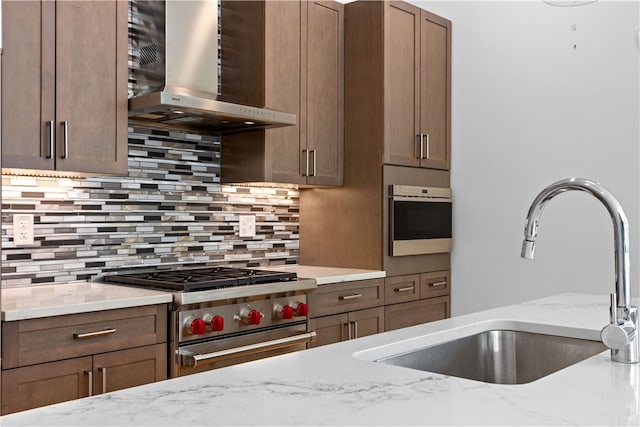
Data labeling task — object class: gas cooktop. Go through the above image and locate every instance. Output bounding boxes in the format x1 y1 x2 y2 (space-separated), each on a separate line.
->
104 266 297 293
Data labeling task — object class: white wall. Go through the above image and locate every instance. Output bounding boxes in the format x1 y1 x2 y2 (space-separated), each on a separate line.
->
411 0 640 314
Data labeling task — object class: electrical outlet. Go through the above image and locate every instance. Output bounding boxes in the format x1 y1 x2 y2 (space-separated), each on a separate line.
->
14 214 35 245
238 215 256 238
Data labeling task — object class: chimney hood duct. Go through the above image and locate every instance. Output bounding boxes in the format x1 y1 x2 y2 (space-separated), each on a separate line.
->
128 0 296 134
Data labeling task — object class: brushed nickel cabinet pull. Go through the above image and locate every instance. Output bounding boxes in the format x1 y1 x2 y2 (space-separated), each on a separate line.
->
311 150 317 177
98 367 107 393
394 286 415 293
302 149 310 176
352 321 358 339
86 370 93 397
61 121 69 159
46 120 54 159
346 323 352 340
73 328 116 339
418 134 424 159
425 133 431 159
339 293 362 301
429 281 447 288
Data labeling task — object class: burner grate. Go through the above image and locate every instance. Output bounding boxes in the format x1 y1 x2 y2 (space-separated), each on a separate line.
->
104 266 297 292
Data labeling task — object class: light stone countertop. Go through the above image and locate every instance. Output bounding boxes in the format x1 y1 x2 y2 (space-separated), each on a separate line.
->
259 264 386 284
1 282 173 321
1 292 638 426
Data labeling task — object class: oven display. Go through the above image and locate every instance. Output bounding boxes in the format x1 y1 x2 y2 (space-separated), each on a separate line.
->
393 200 452 240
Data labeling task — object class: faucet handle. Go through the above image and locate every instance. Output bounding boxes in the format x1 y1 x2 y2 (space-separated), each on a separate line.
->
601 322 636 350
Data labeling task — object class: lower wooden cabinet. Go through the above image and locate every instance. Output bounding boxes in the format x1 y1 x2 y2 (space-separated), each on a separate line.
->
308 271 450 349
1 305 168 415
309 307 384 348
1 344 166 415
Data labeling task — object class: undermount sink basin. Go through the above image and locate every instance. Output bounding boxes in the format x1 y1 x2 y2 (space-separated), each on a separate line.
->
375 330 607 384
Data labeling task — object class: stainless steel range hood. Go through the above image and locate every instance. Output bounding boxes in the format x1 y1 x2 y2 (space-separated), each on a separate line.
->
128 0 296 134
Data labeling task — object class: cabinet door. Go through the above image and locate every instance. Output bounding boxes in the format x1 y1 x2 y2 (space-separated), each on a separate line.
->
383 1 420 168
419 10 451 170
264 0 305 184
1 357 92 415
92 344 167 395
54 0 127 175
305 1 344 186
1 0 55 171
349 307 385 339
309 313 349 347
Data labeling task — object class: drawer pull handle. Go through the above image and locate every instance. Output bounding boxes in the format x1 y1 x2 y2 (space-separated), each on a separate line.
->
429 281 447 288
73 328 116 339
339 294 362 301
394 286 415 293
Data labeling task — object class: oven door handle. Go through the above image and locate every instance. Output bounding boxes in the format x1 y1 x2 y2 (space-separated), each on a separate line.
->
181 331 317 368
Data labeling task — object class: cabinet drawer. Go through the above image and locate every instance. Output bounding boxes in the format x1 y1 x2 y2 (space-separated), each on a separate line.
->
308 279 384 317
419 270 450 299
384 274 420 305
384 296 450 332
2 305 167 369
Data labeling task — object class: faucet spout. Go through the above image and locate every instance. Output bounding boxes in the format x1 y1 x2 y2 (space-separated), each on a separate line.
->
521 178 638 364
521 178 630 308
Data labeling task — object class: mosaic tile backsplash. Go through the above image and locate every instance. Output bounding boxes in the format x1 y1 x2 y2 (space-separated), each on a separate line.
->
1 128 300 288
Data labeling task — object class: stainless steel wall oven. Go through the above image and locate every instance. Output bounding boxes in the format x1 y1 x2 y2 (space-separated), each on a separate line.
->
389 185 452 257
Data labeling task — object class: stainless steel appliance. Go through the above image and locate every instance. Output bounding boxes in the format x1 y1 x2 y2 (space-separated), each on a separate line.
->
128 0 296 134
389 185 452 257
105 267 316 377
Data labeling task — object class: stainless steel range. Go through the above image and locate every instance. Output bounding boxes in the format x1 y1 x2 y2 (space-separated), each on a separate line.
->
105 267 316 377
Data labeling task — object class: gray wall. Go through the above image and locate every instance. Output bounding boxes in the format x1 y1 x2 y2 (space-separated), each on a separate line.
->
413 0 640 314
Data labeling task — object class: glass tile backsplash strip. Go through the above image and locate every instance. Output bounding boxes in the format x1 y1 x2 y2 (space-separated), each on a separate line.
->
0 127 299 288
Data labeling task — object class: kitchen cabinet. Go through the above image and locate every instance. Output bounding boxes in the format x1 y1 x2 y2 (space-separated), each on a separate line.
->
384 1 451 170
1 305 167 415
383 271 450 331
221 0 344 186
1 0 127 176
309 307 384 347
308 279 384 347
308 273 450 348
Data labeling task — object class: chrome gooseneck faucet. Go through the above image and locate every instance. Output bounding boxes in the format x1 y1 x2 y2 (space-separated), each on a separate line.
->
521 178 638 364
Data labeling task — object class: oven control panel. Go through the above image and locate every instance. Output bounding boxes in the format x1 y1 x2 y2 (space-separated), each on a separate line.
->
178 295 308 343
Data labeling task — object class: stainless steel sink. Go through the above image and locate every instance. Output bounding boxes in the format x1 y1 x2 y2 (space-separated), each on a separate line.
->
376 330 607 384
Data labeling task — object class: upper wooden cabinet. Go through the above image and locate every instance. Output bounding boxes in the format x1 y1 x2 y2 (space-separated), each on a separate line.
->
1 0 128 176
221 0 344 186
347 0 451 170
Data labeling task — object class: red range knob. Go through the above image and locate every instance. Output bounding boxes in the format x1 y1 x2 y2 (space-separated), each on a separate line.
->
187 318 206 335
294 302 308 317
209 315 224 332
279 305 294 319
247 309 263 325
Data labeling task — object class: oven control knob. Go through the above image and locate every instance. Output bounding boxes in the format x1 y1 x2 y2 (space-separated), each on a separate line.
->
247 309 263 325
206 315 225 332
185 317 206 335
293 302 308 317
275 304 294 320
237 309 264 325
